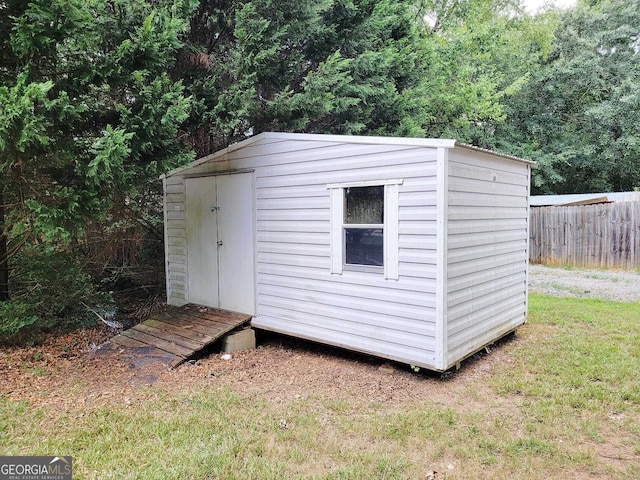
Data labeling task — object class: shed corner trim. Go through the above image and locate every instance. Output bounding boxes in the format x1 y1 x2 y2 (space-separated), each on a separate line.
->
434 146 449 370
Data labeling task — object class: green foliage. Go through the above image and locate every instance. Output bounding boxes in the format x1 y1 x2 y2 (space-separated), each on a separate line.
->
0 302 39 339
88 126 135 186
490 0 640 193
0 246 112 342
0 75 54 157
416 0 558 144
180 0 435 155
418 1 509 138
0 0 196 339
416 0 640 194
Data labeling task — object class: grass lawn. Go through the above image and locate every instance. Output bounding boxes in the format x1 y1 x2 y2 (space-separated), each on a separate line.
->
1 293 639 479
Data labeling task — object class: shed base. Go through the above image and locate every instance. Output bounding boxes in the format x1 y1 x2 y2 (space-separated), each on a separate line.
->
222 328 256 353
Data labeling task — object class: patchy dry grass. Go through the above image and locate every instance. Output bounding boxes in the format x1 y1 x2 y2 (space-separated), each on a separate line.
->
1 294 639 479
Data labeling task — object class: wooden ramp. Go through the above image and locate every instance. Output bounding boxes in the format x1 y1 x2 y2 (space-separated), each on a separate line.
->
108 305 252 368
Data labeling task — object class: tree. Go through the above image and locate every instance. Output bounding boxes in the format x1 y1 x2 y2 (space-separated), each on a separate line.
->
1 0 523 338
0 0 195 337
177 0 436 157
492 0 640 193
414 0 558 144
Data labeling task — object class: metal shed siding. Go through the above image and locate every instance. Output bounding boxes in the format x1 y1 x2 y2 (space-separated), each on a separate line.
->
252 141 439 367
445 147 530 366
165 136 440 367
164 175 188 306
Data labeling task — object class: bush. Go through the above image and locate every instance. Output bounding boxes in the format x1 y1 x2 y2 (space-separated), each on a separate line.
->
0 301 39 339
0 246 113 344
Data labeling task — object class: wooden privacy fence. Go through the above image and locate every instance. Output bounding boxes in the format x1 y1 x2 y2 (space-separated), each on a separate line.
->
529 201 640 268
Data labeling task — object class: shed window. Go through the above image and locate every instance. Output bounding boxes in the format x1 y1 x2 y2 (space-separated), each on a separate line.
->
328 179 402 279
344 186 384 266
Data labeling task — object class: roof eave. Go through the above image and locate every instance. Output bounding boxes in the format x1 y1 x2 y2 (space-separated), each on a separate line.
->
160 133 536 179
454 142 538 168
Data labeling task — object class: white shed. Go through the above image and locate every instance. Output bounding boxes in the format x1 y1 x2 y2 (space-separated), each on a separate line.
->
161 132 535 371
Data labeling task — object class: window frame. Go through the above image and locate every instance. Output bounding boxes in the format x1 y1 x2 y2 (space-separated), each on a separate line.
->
327 179 402 280
344 184 384 268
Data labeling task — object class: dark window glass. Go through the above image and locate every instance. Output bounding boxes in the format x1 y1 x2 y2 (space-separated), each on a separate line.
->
345 228 384 266
345 186 384 224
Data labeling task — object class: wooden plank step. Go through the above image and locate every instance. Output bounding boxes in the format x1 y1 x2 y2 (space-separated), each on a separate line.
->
120 329 191 358
111 335 147 348
144 319 219 343
180 310 246 326
153 311 238 331
182 306 251 325
170 314 246 333
148 317 233 339
131 323 207 351
102 305 253 369
172 311 237 326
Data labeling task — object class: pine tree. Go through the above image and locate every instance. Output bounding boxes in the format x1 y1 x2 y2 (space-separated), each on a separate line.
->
177 0 433 157
0 0 196 337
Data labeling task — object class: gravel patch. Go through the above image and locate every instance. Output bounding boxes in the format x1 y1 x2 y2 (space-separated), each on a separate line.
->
529 263 640 302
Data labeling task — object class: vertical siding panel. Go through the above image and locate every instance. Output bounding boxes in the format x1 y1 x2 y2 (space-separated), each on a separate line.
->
164 175 187 306
435 147 448 370
384 183 400 280
329 187 343 274
163 178 170 303
524 176 530 329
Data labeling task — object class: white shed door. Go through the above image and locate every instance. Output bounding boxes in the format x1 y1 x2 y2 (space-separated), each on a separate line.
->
185 176 219 307
185 173 255 315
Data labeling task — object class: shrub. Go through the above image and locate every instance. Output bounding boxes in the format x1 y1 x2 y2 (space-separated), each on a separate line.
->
0 246 113 344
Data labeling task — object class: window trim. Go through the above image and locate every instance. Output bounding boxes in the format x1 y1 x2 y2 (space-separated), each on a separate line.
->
326 179 404 189
328 179 402 280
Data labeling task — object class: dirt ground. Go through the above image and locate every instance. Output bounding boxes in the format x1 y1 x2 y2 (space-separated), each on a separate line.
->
0 323 509 411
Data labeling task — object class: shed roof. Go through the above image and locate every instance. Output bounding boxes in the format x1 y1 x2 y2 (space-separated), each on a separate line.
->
161 132 536 179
